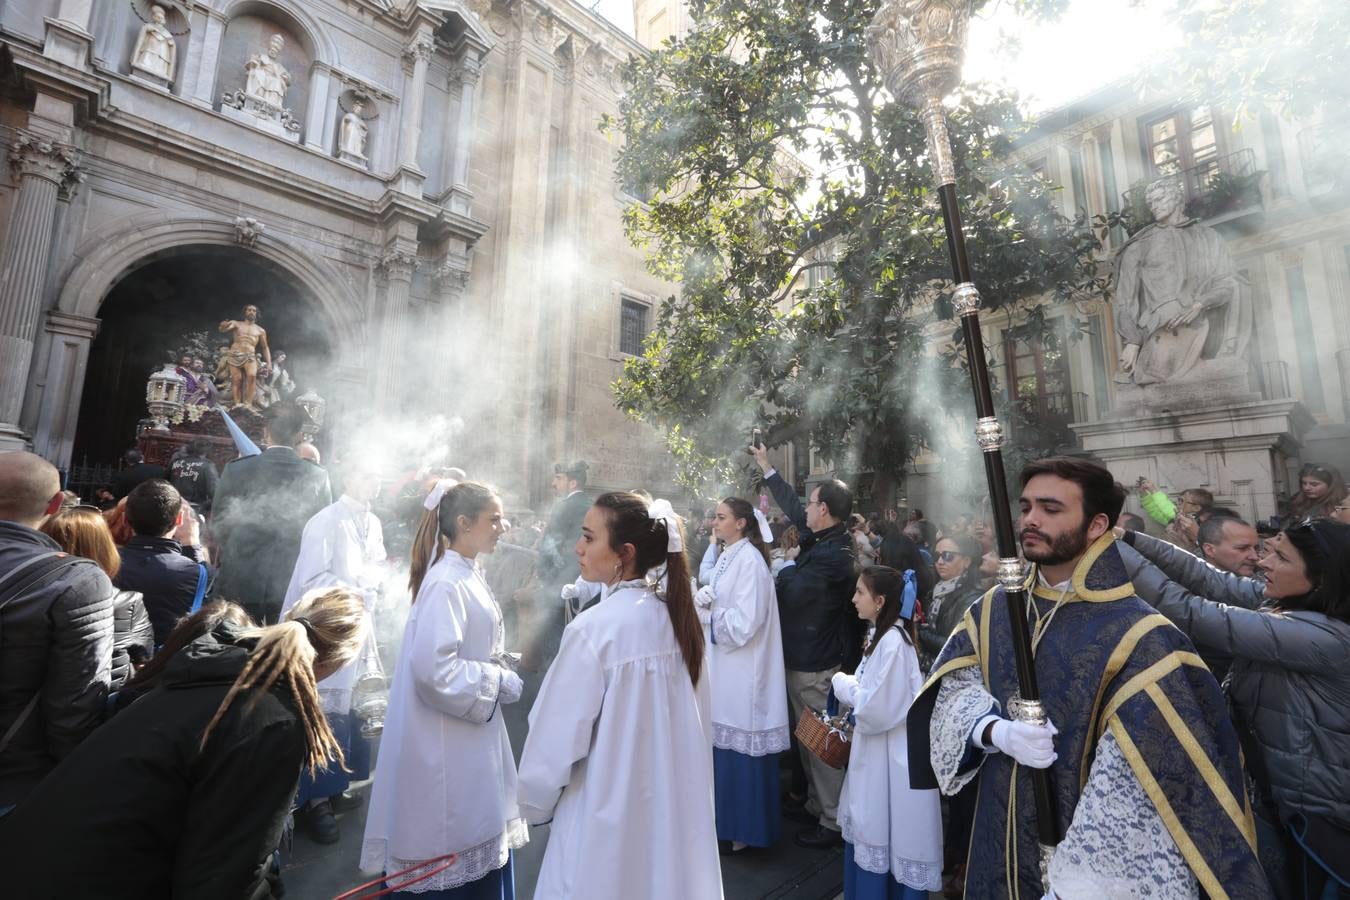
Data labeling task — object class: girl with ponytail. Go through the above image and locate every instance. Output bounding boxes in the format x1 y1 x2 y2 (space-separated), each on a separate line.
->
0 590 366 898
361 480 530 897
830 566 943 898
518 491 722 900
698 497 791 854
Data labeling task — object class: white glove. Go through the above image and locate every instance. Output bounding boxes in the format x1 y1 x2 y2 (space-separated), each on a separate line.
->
560 583 578 602
694 585 716 609
830 672 860 707
499 670 524 704
988 718 1058 769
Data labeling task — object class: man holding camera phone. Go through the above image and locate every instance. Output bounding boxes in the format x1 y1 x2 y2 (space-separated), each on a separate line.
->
748 439 858 849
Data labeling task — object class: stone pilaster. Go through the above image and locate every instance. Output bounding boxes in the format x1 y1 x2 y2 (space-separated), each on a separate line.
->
393 32 435 194
0 132 81 448
443 52 484 215
374 248 419 410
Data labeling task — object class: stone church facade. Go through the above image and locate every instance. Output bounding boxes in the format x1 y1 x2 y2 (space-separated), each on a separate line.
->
0 0 682 507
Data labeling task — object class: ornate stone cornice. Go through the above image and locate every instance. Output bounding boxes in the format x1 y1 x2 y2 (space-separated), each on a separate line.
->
10 131 81 190
434 256 470 296
378 247 419 280
404 34 436 65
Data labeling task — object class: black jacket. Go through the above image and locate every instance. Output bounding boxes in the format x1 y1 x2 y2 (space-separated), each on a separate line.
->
538 490 590 588
113 462 168 500
0 623 306 899
211 447 331 624
111 589 154 689
171 455 219 512
764 472 860 672
0 520 113 806
117 536 209 645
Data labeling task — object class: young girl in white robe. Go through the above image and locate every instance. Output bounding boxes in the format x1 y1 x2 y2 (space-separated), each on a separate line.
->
517 493 723 900
695 497 790 851
831 566 943 899
360 482 527 899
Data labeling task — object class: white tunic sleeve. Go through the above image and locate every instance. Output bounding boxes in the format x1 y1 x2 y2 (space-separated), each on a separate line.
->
698 543 719 586
710 554 771 649
930 665 998 795
409 582 507 725
517 626 607 825
851 631 921 736
1050 729 1198 898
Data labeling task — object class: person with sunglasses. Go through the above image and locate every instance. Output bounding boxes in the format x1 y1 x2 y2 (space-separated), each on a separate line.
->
1118 518 1350 897
916 535 985 675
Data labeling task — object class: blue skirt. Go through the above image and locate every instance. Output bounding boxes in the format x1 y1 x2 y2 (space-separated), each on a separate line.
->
388 851 514 899
295 712 373 806
713 747 781 847
844 843 927 900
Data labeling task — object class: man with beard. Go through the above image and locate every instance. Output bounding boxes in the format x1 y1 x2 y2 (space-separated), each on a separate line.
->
908 457 1268 898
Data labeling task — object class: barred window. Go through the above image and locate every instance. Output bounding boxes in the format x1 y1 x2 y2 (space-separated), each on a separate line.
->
619 299 649 356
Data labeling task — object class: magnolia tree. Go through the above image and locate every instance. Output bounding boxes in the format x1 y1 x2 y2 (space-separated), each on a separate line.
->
606 0 1104 500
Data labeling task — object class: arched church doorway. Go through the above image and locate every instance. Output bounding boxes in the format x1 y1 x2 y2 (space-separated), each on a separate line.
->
71 244 336 475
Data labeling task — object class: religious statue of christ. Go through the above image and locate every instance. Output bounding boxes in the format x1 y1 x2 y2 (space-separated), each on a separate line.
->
217 304 271 408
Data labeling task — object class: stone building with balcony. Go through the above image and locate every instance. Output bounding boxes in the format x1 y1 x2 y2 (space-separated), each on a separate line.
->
900 80 1350 524
0 0 685 508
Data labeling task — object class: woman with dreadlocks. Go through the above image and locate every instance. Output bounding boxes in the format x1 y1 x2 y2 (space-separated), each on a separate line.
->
0 590 366 898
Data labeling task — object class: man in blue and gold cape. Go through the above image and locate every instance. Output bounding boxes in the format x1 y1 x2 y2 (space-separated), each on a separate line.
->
908 457 1271 898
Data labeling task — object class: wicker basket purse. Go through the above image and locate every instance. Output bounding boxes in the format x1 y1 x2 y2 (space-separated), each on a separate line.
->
794 687 853 769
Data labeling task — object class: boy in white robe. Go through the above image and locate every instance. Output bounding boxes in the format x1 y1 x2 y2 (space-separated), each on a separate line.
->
281 462 386 842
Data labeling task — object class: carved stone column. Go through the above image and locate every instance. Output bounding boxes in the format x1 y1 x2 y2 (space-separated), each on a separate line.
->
374 248 418 411
303 65 333 152
0 133 81 448
443 52 483 215
395 32 435 191
426 259 469 404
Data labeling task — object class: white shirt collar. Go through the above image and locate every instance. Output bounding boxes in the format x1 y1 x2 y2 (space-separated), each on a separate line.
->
1036 569 1072 592
338 494 368 514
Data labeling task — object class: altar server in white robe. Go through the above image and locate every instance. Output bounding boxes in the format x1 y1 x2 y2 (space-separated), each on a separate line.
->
695 497 790 852
281 461 387 842
518 492 723 900
361 481 527 899
830 566 943 900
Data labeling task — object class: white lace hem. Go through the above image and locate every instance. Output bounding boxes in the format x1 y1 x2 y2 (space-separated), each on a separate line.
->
712 723 790 756
840 814 943 890
359 818 528 893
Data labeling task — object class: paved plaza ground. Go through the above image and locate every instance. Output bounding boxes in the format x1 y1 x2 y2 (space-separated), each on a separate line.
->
280 701 856 900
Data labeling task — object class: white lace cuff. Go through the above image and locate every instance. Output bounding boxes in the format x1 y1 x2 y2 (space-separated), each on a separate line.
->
932 666 997 795
463 667 502 725
713 723 791 756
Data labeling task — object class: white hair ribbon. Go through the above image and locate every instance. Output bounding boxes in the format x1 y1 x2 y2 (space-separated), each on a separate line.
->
423 478 459 511
752 508 774 543
647 498 684 554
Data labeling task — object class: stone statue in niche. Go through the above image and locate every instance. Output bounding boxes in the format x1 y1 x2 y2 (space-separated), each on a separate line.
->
245 34 292 109
1112 177 1251 386
340 99 369 160
131 4 176 83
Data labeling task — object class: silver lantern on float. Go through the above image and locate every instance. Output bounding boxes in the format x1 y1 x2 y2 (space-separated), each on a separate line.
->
145 362 187 432
296 388 326 440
